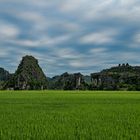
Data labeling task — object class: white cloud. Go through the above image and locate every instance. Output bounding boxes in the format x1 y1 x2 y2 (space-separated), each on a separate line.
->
0 23 19 40
119 0 138 7
16 11 49 31
90 48 107 53
8 35 71 48
62 22 81 32
59 0 85 12
0 0 52 7
0 47 14 58
80 29 118 45
59 0 140 23
133 33 140 44
44 35 71 46
18 11 45 23
56 48 82 59
0 50 9 58
129 33 140 48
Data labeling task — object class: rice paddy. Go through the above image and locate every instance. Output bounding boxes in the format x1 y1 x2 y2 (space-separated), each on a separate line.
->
0 90 140 140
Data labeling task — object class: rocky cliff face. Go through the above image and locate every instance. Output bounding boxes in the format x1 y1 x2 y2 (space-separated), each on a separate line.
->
91 64 140 90
6 55 47 90
48 72 88 90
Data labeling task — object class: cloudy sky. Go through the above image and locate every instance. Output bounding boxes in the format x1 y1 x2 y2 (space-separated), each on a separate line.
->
0 0 140 77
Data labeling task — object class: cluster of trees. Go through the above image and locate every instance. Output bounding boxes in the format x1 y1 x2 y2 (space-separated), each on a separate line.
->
0 56 140 91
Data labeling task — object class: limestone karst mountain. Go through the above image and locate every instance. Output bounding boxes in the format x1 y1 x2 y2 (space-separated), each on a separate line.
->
5 55 47 90
48 72 88 90
91 64 140 90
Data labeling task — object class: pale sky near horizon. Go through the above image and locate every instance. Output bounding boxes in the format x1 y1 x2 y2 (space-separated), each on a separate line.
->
0 0 140 77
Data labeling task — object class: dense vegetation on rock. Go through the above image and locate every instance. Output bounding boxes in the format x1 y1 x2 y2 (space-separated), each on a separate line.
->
91 64 140 90
4 56 47 90
0 56 140 90
48 72 88 90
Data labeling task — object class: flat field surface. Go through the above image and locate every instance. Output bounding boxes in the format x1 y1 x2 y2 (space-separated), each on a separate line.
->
0 91 140 140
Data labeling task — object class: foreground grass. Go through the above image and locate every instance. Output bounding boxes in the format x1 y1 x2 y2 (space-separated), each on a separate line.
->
0 91 140 140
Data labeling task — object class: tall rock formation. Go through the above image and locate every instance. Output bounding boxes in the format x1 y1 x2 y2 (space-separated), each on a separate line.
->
6 55 47 90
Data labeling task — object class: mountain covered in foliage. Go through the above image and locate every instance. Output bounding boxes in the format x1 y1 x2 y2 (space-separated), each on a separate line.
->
4 55 47 90
91 64 140 90
48 72 88 90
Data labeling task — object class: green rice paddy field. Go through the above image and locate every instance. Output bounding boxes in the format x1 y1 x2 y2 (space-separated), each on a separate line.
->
0 91 140 140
